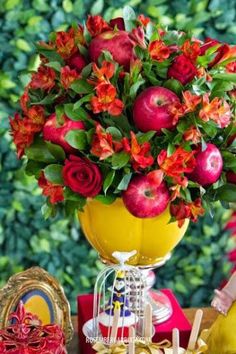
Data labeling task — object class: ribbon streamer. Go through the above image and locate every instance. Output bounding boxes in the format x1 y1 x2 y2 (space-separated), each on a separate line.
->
135 339 171 353
93 342 127 354
185 338 208 354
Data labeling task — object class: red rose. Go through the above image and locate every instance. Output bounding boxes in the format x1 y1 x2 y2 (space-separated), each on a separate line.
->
167 54 197 85
62 155 102 197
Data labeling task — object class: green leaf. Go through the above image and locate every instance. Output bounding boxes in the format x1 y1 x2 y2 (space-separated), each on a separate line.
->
46 141 66 161
167 143 175 156
130 78 145 99
35 45 64 65
65 130 87 150
91 0 104 15
64 103 89 121
117 173 132 191
164 79 184 96
123 6 136 32
103 170 116 194
137 131 156 144
112 152 130 170
41 203 57 219
73 94 93 110
46 61 62 72
25 138 57 163
25 160 46 177
213 183 236 202
55 104 65 124
106 127 122 140
81 63 92 79
222 151 236 172
64 188 86 204
212 73 236 82
44 164 63 184
94 194 116 204
70 79 94 94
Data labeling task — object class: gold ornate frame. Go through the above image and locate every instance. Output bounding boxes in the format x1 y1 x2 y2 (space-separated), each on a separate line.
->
0 267 73 343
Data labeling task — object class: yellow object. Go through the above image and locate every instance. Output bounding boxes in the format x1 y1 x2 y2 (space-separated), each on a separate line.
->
24 294 51 325
78 198 189 266
93 342 127 353
203 302 236 354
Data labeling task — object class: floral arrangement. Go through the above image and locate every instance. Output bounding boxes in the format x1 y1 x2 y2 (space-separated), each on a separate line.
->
10 7 236 226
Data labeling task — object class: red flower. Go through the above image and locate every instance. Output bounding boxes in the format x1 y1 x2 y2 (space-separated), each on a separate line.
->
158 147 196 185
86 15 111 37
56 28 77 59
62 155 102 197
182 90 202 113
200 38 236 68
90 82 124 116
199 94 232 128
130 27 146 49
123 131 154 170
170 198 205 227
148 40 170 62
167 54 197 85
20 90 30 114
91 124 114 160
38 172 64 204
183 126 201 144
226 61 236 73
29 66 56 91
27 105 45 128
90 61 115 85
181 39 201 62
138 14 151 27
9 113 38 158
60 66 79 89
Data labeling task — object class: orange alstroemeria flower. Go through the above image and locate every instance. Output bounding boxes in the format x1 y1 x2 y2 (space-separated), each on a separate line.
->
9 113 38 158
90 61 115 85
29 66 56 91
182 91 202 114
60 66 79 89
137 14 151 27
86 15 111 37
183 126 202 144
199 93 232 128
38 172 64 204
148 40 170 62
170 198 205 227
20 89 30 114
56 28 77 59
27 105 45 127
169 101 186 125
90 82 124 116
158 147 196 185
123 131 154 170
91 124 114 160
181 39 201 62
226 61 236 73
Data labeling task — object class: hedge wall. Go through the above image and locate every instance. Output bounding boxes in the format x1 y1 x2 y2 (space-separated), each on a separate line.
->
0 0 235 312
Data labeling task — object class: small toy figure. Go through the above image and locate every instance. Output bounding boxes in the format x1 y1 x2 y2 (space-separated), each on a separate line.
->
204 271 236 354
99 270 137 341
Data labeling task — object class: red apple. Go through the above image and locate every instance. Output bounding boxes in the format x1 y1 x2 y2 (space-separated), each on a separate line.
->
88 30 134 70
67 52 86 72
188 143 223 186
122 175 170 218
226 171 236 184
133 86 180 132
43 113 85 153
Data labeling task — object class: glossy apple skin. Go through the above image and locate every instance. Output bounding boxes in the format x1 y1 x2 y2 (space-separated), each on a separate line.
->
43 113 85 153
88 30 134 71
67 52 86 72
122 175 170 218
133 86 180 132
226 171 236 184
188 143 223 186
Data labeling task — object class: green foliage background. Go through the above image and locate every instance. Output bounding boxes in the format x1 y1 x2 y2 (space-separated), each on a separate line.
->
0 0 235 312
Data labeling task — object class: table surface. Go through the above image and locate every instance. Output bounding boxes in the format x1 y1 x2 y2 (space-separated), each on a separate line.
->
67 307 218 353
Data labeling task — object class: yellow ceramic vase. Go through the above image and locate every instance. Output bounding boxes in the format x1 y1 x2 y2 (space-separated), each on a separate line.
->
78 198 189 266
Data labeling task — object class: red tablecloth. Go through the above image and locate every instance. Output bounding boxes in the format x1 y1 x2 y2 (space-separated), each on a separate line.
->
77 289 192 353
